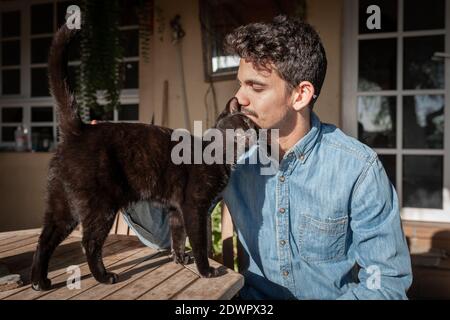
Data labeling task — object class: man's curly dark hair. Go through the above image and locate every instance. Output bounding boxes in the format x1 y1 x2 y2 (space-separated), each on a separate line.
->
225 15 327 106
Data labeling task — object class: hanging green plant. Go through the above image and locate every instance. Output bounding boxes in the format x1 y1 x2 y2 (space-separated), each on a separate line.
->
77 0 155 120
78 0 123 119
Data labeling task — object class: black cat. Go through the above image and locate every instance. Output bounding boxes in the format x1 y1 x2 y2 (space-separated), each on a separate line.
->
30 25 259 291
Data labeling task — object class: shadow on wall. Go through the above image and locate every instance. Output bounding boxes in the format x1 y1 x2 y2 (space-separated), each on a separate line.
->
407 230 450 299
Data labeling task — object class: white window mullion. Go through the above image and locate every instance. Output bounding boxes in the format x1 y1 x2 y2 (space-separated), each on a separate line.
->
397 0 404 209
443 0 450 212
21 2 30 99
22 102 31 148
342 0 359 139
358 29 446 40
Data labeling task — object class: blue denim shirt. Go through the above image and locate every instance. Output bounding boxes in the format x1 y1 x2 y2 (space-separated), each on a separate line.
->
222 111 412 300
123 111 412 300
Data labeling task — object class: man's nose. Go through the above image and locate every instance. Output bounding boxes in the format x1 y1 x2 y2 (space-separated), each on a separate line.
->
235 87 250 107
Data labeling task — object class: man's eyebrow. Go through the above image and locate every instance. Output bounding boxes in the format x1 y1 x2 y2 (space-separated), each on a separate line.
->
237 78 267 86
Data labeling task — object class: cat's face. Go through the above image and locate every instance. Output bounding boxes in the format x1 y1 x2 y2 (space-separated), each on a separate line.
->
215 97 260 133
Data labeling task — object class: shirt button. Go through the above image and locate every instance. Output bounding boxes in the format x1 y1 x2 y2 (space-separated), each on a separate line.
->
279 208 286 214
280 240 286 246
282 270 289 277
299 154 305 161
279 176 285 182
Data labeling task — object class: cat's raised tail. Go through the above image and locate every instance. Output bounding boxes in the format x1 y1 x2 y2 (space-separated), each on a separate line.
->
48 24 83 138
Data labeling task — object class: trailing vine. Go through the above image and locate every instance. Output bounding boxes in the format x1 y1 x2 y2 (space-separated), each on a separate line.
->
78 0 122 119
77 0 154 120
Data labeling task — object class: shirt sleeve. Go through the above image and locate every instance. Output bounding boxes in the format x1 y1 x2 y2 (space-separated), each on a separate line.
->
337 155 413 300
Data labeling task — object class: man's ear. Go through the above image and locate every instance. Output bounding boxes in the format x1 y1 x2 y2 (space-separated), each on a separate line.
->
292 81 315 112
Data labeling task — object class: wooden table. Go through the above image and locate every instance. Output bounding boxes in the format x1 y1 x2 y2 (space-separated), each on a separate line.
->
0 229 243 300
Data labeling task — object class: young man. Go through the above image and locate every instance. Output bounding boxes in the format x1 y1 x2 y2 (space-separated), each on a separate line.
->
123 15 412 300
219 15 412 299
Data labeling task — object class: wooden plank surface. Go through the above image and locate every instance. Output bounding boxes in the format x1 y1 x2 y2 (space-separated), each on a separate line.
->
174 259 244 300
137 267 198 300
71 251 171 300
3 238 129 300
37 243 148 300
0 229 244 300
104 259 184 300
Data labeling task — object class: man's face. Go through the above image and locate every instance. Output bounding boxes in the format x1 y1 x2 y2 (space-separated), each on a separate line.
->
235 59 294 130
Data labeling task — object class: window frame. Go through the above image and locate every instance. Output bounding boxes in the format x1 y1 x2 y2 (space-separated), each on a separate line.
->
342 0 450 223
0 0 140 150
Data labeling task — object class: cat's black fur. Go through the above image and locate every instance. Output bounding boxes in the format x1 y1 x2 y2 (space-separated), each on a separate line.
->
30 25 258 291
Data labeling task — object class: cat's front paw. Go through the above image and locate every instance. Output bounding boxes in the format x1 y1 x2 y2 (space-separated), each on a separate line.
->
97 272 119 284
199 266 221 278
31 278 52 291
171 250 193 265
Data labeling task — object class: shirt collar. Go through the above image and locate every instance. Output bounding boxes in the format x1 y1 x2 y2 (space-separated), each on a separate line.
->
285 111 321 164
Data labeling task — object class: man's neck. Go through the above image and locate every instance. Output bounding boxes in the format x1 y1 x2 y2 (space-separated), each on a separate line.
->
278 110 311 159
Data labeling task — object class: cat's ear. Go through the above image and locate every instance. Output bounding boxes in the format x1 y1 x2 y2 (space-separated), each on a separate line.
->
226 97 241 114
215 97 241 126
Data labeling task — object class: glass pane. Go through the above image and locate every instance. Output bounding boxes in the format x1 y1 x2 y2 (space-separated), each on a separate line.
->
31 68 50 97
359 0 397 34
57 1 81 27
358 96 396 148
2 11 21 37
378 154 396 189
119 0 139 26
31 3 54 35
2 69 20 94
404 0 445 31
68 66 78 89
1 126 16 142
31 126 54 152
31 37 52 64
200 0 298 79
358 38 397 91
403 155 443 209
118 104 139 121
2 107 22 123
123 62 139 89
89 108 113 121
403 95 444 149
2 40 20 66
121 29 139 58
403 36 445 90
68 36 81 61
31 107 53 122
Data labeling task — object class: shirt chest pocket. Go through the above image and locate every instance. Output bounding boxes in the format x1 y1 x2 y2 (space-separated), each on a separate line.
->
298 214 348 263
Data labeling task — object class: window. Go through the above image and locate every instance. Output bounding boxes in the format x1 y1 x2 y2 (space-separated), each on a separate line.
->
0 0 140 151
199 0 304 81
343 0 450 222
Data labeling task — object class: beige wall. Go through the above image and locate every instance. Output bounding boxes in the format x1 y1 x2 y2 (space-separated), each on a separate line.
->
0 0 344 232
140 0 240 129
141 0 343 128
0 153 51 232
307 0 343 126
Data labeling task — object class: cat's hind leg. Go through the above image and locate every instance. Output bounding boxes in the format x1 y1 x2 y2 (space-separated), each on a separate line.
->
31 180 78 291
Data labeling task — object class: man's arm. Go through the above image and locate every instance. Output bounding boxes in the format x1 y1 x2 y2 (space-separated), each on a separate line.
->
338 155 412 300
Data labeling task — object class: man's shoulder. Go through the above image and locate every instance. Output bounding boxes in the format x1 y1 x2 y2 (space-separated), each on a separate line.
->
318 122 377 165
